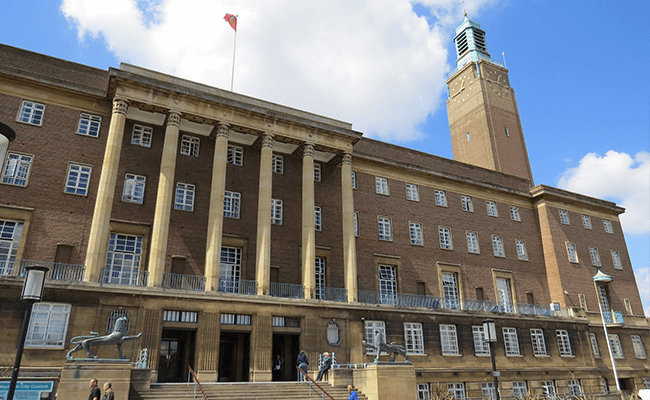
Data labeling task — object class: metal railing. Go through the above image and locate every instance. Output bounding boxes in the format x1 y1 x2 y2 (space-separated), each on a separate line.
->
295 366 336 400
270 282 304 298
18 260 85 282
187 365 207 400
162 272 206 291
517 303 572 318
464 298 501 312
601 311 624 324
217 278 257 295
316 287 348 302
100 267 148 287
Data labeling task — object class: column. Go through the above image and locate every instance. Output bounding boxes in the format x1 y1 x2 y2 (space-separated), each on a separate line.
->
255 134 274 295
340 152 358 302
301 143 316 299
204 123 230 291
84 97 129 282
147 111 181 287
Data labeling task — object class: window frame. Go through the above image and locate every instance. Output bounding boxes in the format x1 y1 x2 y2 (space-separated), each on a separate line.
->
581 214 592 229
354 211 359 236
409 221 423 246
516 239 528 261
375 176 389 195
180 135 200 157
223 190 241 218
566 242 578 263
466 231 479 254
17 100 45 126
603 219 613 233
589 246 601 266
472 325 490 356
435 189 447 207
631 335 647 359
314 163 322 182
461 195 473 212
440 324 459 355
76 112 101 137
2 152 34 187
590 332 601 358
559 209 570 225
568 380 582 397
492 235 505 257
556 329 573 356
271 198 283 225
173 182 195 212
131 124 153 148
0 219 24 276
404 322 425 355
315 206 322 231
486 200 498 217
227 145 244 166
609 334 624 358
510 205 521 221
64 163 92 196
378 216 392 241
530 328 547 356
611 250 622 270
502 327 520 356
439 226 453 250
364 320 386 355
272 154 284 174
406 183 419 201
25 302 71 348
121 173 146 204
378 264 397 305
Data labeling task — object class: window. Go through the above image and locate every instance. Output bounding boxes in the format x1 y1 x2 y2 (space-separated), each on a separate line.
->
603 219 613 233
579 294 587 310
272 154 284 174
435 190 447 206
609 334 624 358
643 378 650 390
566 242 578 263
375 177 389 195
227 145 243 166
354 212 359 236
442 272 460 310
364 320 386 354
624 298 633 314
315 206 322 231
122 173 146 204
103 233 143 285
598 285 611 312
439 226 452 250
602 379 610 394
590 333 601 357
404 323 425 354
378 265 397 305
472 325 490 356
496 278 514 313
568 380 582 396
512 382 527 398
557 330 572 356
582 214 592 229
174 183 195 211
315 257 326 300
516 240 528 260
163 310 198 323
378 217 392 241
131 124 152 147
220 313 250 325
219 246 242 292
77 113 101 137
271 199 283 225
530 329 547 356
541 381 556 397
502 327 520 355
611 250 622 270
314 163 321 182
631 335 647 358
18 100 45 125
417 384 430 400
466 231 479 254
447 383 465 400
482 383 496 400
223 191 241 218
2 153 33 186
467 131 471 142
486 201 498 217
461 195 473 212
510 206 521 221
559 209 570 224
25 303 71 348
351 171 357 189
589 246 601 266
406 183 419 201
180 135 200 157
440 325 459 355
64 163 92 196
409 222 423 245
492 235 504 257
0 220 24 275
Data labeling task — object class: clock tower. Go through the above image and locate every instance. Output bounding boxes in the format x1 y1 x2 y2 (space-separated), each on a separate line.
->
446 15 534 184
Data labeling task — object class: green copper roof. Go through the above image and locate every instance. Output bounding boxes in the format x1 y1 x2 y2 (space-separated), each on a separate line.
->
593 269 613 283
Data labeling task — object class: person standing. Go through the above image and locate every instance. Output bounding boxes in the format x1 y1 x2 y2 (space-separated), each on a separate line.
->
272 354 283 381
101 382 115 400
348 385 359 400
297 350 309 381
88 379 101 400
315 352 331 381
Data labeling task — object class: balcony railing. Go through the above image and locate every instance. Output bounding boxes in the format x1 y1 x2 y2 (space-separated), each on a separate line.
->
270 282 304 299
217 278 257 295
316 287 348 302
517 303 572 318
601 311 624 324
18 260 85 282
100 267 148 287
464 299 500 312
162 273 206 291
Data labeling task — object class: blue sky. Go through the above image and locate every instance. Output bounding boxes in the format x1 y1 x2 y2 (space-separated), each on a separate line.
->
2 0 648 314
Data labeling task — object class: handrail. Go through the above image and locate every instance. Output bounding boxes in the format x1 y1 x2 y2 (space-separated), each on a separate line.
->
188 365 208 400
296 366 336 400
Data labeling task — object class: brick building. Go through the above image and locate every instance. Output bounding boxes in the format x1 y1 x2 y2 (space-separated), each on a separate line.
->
0 15 648 399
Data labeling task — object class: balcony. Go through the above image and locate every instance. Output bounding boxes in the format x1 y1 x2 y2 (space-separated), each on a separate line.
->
270 282 304 299
316 287 348 302
601 311 624 325
162 272 206 291
101 267 148 287
18 260 85 282
217 278 257 295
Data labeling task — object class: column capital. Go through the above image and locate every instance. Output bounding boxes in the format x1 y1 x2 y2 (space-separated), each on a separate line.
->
166 111 181 128
112 97 129 116
215 122 230 139
260 134 274 149
342 152 353 165
302 143 314 158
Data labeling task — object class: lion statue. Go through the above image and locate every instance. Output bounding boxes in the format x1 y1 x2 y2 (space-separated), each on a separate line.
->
66 317 142 360
362 329 409 362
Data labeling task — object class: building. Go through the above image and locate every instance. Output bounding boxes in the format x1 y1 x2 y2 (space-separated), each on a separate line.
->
0 15 648 399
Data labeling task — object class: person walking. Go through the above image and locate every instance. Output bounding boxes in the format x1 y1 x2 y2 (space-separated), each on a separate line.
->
315 352 331 381
297 350 309 381
101 382 115 400
87 379 101 400
348 385 359 400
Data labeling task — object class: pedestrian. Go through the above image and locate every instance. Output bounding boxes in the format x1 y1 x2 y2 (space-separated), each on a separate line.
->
88 378 101 400
315 352 331 381
272 354 282 381
297 349 309 381
348 385 359 400
102 382 115 400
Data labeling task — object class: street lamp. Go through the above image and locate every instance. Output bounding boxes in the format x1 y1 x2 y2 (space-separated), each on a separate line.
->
0 121 17 167
7 265 49 400
483 318 500 400
593 269 621 392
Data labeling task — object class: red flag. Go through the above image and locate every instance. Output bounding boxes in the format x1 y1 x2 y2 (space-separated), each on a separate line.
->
224 13 237 31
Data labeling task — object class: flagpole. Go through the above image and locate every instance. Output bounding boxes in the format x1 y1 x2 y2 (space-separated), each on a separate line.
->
231 28 237 92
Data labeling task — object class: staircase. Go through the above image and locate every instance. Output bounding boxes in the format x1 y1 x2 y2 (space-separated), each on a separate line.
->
129 381 368 400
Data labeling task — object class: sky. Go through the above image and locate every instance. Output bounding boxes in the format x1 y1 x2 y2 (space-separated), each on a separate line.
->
2 0 648 315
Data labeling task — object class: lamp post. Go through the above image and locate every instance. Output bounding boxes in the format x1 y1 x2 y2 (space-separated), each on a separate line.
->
483 318 500 400
593 269 621 392
0 121 17 167
7 265 49 400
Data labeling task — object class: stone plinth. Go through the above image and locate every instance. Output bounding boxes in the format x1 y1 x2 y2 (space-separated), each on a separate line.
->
352 362 416 400
58 360 132 400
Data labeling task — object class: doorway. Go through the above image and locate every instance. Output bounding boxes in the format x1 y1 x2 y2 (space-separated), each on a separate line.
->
158 329 196 383
272 333 300 381
218 331 250 382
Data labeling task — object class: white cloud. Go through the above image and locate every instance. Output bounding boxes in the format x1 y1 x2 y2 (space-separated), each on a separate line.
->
60 0 495 142
634 267 650 317
557 150 650 236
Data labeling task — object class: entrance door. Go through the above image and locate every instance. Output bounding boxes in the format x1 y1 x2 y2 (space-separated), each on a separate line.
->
158 329 196 383
272 333 300 381
218 332 250 382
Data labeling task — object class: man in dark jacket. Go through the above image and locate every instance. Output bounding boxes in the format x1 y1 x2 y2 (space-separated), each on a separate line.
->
315 352 331 381
297 350 309 381
88 378 101 400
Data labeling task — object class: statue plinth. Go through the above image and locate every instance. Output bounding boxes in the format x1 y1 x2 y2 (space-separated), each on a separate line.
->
58 360 133 399
352 362 416 400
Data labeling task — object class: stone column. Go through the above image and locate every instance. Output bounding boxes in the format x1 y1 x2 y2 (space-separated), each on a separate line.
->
340 152 358 302
147 111 181 287
83 97 129 282
255 134 274 295
205 123 230 291
301 143 316 299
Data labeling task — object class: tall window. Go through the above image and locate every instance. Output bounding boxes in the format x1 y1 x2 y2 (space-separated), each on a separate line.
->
589 246 601 266
314 206 322 231
582 214 592 229
466 231 479 254
378 265 397 305
598 285 611 312
404 323 424 354
0 220 24 275
611 250 622 270
590 333 601 358
76 113 101 137
272 154 283 174
603 219 613 233
644 378 650 390
496 278 514 313
466 131 471 141
314 163 322 182
486 201 498 217
417 384 430 400
271 199 283 225
180 135 200 157
510 206 521 221
223 190 241 218
227 145 243 166
442 272 460 310
631 335 647 358
375 177 389 195
406 183 419 201
122 173 146 204
512 382 527 398
579 294 587 310
492 235 505 257
481 383 496 400
364 320 386 354
447 383 465 400
516 240 528 260
131 124 152 147
624 298 633 314
64 163 92 196
472 325 490 355
541 381 556 397
440 324 459 355
409 222 423 245
530 329 547 356
559 209 570 224
435 190 447 206
219 246 241 292
557 330 572 356
568 380 582 396
315 257 326 300
350 171 357 189
18 100 46 125
2 153 33 186
103 233 143 285
354 212 359 236
378 217 392 241
609 334 624 358
439 226 452 250
461 195 473 212
25 303 71 348
502 327 520 356
566 242 578 263
174 183 195 211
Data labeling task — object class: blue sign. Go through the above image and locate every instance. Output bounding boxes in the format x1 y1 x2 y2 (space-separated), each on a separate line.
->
0 381 54 400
